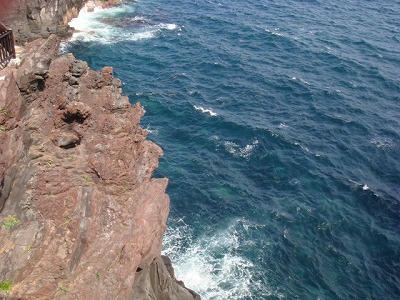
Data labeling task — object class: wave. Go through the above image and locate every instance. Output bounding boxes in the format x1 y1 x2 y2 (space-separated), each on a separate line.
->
291 76 310 85
347 179 380 197
159 23 178 30
370 136 396 149
254 123 323 158
264 28 285 38
193 105 218 116
61 3 179 48
211 136 259 159
294 142 310 153
162 218 273 300
223 140 259 159
264 27 301 43
144 125 159 134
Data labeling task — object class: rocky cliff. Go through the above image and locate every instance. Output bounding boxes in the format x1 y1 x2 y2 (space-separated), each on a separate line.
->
0 0 123 44
0 19 199 300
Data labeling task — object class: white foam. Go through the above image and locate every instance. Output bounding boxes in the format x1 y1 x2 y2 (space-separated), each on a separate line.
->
349 179 379 196
370 137 395 149
294 142 310 153
193 105 218 116
61 4 179 48
129 30 157 41
222 139 259 159
348 179 362 190
188 90 201 96
348 179 361 185
283 229 289 239
299 78 310 85
265 28 284 37
291 76 310 85
210 135 220 142
331 114 352 123
65 6 119 45
159 23 178 30
162 218 270 299
131 16 149 22
144 125 159 134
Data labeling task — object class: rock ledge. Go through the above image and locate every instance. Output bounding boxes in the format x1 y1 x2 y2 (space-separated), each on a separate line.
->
0 35 200 300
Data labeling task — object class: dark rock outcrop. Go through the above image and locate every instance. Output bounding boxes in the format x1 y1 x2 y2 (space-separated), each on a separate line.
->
0 35 199 299
131 256 201 300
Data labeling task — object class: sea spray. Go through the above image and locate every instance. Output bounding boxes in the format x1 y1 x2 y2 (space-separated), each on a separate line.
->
162 218 275 299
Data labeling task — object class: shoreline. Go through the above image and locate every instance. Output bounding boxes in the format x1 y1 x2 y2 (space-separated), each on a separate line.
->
0 0 200 299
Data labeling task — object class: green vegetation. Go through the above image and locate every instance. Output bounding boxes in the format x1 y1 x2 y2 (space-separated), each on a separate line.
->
2 215 20 229
60 215 75 227
24 245 32 252
0 125 6 131
82 175 93 182
0 108 7 115
59 286 69 294
0 279 12 294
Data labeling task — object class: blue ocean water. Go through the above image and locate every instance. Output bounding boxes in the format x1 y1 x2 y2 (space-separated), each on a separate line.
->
62 0 400 298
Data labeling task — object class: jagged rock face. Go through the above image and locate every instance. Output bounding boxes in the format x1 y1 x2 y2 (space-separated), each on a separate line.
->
0 35 199 299
131 256 201 300
1 0 86 44
0 0 123 44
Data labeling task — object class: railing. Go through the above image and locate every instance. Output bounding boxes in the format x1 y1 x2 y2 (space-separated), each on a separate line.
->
0 22 16 69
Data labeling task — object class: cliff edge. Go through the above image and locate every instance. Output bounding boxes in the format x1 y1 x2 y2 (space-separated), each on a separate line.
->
1 0 124 44
0 35 200 299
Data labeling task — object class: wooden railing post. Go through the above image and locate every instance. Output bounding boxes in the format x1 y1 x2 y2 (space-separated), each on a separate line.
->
0 21 16 68
11 31 16 59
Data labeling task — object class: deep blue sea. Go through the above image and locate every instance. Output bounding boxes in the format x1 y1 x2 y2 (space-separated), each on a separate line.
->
62 0 400 298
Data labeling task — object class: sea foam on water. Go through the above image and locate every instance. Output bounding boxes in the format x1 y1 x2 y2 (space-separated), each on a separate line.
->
63 3 178 47
162 218 272 300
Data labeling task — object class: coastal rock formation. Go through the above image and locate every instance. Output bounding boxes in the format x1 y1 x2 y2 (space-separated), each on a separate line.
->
0 35 200 299
0 0 124 44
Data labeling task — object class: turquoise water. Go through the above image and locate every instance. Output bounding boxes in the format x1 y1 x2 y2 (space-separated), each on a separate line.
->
63 0 400 298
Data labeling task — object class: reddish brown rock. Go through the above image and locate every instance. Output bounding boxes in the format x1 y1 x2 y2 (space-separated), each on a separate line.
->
0 35 199 300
